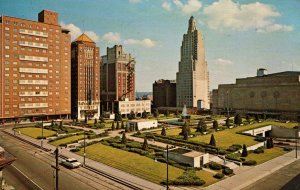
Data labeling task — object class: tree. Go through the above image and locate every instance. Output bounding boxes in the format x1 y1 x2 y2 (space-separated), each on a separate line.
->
161 126 166 136
84 114 88 124
128 111 135 120
142 138 148 150
116 121 120 130
121 121 125 129
234 114 242 126
263 113 267 121
175 110 179 117
94 118 97 126
225 117 230 127
115 111 122 122
111 122 115 131
142 110 148 119
196 119 207 133
246 115 250 124
183 131 188 140
255 114 259 122
121 132 127 144
51 120 54 126
153 109 159 118
165 110 170 117
266 138 274 149
99 115 104 123
241 144 248 157
209 134 216 147
180 122 190 136
213 120 218 130
59 121 63 129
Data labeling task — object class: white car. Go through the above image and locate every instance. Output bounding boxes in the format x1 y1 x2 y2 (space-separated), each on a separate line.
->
61 158 82 168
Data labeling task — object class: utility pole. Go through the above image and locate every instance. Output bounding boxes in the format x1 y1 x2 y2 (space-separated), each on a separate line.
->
83 132 86 165
51 148 59 190
166 145 169 190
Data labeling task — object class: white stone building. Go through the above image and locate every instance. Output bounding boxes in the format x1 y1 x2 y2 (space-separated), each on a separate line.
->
126 119 158 131
118 99 151 116
176 16 210 109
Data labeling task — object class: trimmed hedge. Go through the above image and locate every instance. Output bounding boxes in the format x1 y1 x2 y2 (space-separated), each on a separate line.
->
222 168 233 175
243 160 257 166
208 162 222 170
213 173 224 179
161 170 205 186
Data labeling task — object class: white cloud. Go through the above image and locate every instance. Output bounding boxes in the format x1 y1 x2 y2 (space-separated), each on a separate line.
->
60 22 100 42
162 1 172 11
203 0 293 32
102 32 121 44
181 0 202 14
214 58 233 65
163 0 201 14
129 0 141 3
124 38 156 48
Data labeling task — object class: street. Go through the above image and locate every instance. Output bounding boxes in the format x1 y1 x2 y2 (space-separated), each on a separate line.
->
0 130 128 190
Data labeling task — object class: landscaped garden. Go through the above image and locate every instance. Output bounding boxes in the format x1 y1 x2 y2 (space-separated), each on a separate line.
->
50 134 85 147
16 127 56 139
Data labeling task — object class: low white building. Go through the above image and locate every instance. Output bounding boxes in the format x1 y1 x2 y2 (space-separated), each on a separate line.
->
126 119 158 131
118 99 151 116
163 147 209 168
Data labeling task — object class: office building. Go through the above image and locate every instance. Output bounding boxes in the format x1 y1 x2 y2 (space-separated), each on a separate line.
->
153 79 176 108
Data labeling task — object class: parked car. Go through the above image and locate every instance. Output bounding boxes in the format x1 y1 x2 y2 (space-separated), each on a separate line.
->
61 158 81 168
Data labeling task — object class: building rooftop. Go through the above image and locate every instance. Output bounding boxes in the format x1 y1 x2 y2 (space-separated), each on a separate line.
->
73 33 94 43
168 147 205 157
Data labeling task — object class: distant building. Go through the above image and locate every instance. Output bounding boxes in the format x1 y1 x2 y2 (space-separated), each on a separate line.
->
101 45 135 113
153 79 176 108
118 99 151 116
0 10 71 122
71 34 100 120
176 16 210 109
212 69 300 120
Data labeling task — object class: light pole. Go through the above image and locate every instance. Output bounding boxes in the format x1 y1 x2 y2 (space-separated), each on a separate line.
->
227 90 229 118
40 115 45 148
296 126 299 159
83 132 86 165
14 118 17 135
166 144 169 190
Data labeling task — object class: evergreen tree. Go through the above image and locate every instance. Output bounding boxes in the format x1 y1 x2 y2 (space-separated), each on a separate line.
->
153 109 159 118
121 121 125 129
161 126 166 136
121 132 127 144
234 114 242 126
213 120 218 130
263 113 267 120
59 121 63 129
266 138 274 149
183 132 189 140
84 114 88 123
116 121 120 130
115 111 122 122
142 137 149 150
94 118 97 126
241 144 248 157
255 114 259 122
111 122 115 131
99 115 104 123
180 122 190 136
209 134 216 147
246 115 250 124
165 110 170 117
128 111 135 120
225 117 230 127
142 110 148 118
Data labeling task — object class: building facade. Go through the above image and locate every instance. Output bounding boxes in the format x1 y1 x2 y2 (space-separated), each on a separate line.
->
100 45 135 112
153 79 176 108
71 34 100 120
212 70 300 119
176 16 209 109
0 10 71 121
118 100 151 116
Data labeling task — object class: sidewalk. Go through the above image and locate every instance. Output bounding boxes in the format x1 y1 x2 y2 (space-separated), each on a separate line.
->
4 128 165 190
205 149 300 190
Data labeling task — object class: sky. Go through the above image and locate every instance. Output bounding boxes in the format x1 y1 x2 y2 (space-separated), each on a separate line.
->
1 0 300 92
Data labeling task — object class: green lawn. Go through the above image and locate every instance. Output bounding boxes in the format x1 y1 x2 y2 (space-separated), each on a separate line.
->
247 147 287 164
17 127 56 139
50 134 84 146
196 170 220 187
77 143 183 184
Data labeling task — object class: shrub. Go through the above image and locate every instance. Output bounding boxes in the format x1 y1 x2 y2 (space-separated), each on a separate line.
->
208 162 222 170
253 147 264 154
283 147 293 151
161 170 205 186
241 144 248 157
243 160 257 166
36 136 46 139
222 168 233 175
213 173 224 179
70 148 81 152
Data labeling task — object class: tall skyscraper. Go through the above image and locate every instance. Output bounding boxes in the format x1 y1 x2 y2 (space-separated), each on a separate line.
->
0 10 71 121
71 34 100 120
176 16 209 109
100 45 135 112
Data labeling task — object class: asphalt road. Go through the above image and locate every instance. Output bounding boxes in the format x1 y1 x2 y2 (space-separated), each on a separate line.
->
0 130 125 190
242 158 300 190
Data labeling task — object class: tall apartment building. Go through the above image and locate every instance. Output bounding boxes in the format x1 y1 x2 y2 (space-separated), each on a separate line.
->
176 16 210 109
101 45 135 112
153 79 176 108
0 10 71 121
71 34 100 120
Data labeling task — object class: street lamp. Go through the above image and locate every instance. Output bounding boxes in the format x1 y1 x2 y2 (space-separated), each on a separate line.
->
227 90 229 118
166 144 169 190
83 132 86 165
296 126 299 159
40 114 46 148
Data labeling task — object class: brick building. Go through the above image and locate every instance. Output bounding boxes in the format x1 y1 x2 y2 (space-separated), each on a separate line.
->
0 10 71 122
153 79 176 108
212 69 300 119
100 45 135 113
71 34 100 120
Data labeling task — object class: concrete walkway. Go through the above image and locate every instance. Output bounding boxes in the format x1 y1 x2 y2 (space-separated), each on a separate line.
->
205 149 300 190
4 128 165 190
